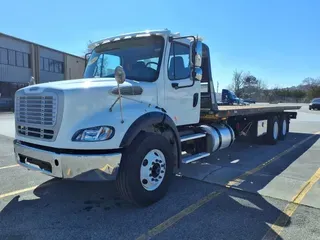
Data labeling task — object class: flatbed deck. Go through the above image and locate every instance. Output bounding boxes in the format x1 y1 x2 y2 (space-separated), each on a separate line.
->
200 104 302 120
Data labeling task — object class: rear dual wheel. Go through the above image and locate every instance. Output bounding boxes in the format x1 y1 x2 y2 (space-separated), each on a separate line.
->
278 115 289 140
264 116 279 145
264 114 289 144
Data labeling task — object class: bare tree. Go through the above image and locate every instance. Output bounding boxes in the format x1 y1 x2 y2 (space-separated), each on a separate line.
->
82 40 94 65
228 70 267 100
84 40 93 55
302 77 320 89
228 70 244 96
302 77 320 100
256 78 267 90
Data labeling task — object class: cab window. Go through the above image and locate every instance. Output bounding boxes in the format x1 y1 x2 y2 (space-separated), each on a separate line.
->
167 42 190 80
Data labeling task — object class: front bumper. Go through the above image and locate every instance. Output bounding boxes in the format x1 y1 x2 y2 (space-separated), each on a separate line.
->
13 140 122 181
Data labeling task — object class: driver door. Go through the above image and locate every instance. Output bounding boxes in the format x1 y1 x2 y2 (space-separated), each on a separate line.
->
163 41 201 126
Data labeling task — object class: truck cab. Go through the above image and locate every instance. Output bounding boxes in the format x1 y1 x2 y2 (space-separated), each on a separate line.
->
83 30 217 125
221 89 240 105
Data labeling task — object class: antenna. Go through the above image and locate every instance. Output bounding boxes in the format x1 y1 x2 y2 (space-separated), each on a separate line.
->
117 81 124 123
109 66 126 123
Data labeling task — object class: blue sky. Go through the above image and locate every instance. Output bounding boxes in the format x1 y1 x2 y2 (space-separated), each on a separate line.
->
1 0 319 90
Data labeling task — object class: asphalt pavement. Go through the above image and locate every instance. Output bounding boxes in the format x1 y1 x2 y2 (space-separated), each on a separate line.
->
0 105 320 240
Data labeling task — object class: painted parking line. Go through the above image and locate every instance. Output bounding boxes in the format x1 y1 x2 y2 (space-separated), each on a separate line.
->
262 168 320 240
226 131 320 188
136 131 320 240
136 191 223 240
0 164 19 170
0 185 38 199
0 179 58 199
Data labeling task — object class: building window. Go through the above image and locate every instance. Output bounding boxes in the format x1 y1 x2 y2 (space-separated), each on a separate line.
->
23 53 30 68
8 50 16 66
48 59 54 72
40 57 44 70
54 61 60 73
16 51 24 67
56 61 64 74
44 58 49 71
0 47 30 68
40 57 64 74
0 48 8 64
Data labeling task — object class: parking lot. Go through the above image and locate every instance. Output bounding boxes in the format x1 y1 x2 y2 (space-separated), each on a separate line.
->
0 105 320 240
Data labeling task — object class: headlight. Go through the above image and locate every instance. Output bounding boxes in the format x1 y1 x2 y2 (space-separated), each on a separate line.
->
72 126 114 142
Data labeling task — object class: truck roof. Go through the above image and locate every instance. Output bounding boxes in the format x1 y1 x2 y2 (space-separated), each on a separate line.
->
201 104 302 120
88 29 175 50
88 29 203 50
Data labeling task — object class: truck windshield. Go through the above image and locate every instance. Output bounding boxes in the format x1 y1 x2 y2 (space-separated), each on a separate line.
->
229 91 237 99
84 36 165 82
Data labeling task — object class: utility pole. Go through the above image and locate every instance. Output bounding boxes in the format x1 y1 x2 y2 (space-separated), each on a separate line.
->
217 81 219 93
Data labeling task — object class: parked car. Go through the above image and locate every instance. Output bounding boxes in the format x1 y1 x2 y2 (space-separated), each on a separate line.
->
309 98 320 110
239 98 250 105
243 98 256 104
0 97 14 112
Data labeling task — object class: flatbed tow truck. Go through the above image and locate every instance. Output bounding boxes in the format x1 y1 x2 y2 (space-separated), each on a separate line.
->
13 29 301 207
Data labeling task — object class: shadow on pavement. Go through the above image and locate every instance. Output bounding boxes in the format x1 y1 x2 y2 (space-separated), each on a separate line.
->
176 131 319 239
0 132 319 240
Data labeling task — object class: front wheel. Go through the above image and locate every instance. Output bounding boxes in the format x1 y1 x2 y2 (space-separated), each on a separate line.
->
116 132 174 207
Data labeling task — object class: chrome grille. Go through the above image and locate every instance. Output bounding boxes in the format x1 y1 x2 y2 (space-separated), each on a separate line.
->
16 95 57 126
17 125 54 139
15 92 59 141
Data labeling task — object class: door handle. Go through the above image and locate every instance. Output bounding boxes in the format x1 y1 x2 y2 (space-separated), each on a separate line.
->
171 83 179 89
193 93 199 107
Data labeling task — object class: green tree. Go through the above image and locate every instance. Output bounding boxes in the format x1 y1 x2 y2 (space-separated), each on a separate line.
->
291 89 306 99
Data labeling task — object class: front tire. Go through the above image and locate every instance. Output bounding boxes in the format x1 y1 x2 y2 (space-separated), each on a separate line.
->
116 132 174 207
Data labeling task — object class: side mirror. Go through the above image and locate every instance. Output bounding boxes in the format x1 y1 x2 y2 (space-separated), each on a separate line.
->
115 66 126 84
191 39 203 81
193 68 202 81
192 40 202 68
85 52 92 66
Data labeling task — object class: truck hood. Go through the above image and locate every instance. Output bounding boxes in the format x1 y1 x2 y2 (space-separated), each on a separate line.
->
22 77 134 92
14 77 160 149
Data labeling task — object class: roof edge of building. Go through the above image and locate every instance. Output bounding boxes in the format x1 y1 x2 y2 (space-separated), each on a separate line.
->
0 32 85 60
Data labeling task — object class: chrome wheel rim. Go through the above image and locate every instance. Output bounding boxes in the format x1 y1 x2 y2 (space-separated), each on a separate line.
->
273 121 279 140
140 149 166 191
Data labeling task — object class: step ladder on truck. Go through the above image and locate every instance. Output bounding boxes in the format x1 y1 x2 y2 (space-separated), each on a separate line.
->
13 29 301 207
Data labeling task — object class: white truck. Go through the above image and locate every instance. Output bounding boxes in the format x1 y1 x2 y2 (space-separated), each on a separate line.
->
13 29 301 207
